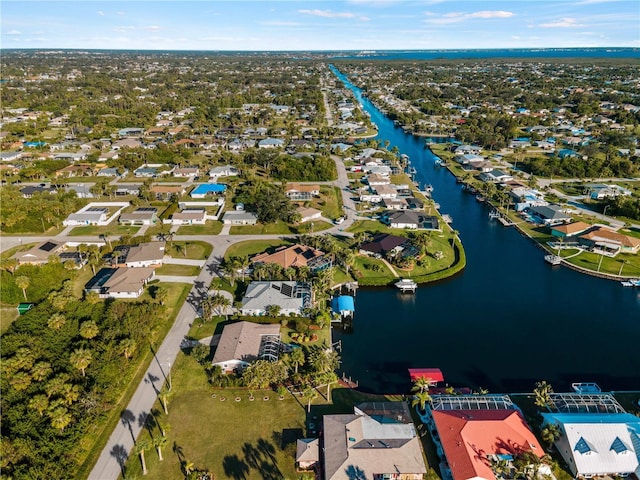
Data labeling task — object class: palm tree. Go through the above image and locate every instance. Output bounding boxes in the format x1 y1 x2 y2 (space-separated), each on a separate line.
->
411 391 432 413
159 387 172 415
48 313 66 330
541 423 561 447
119 338 137 360
1 258 19 276
48 406 73 433
182 460 195 476
80 320 99 339
70 348 92 377
153 436 168 461
289 347 305 374
31 361 52 381
29 394 49 417
411 377 432 394
533 380 554 409
134 439 151 476
154 286 169 305
15 275 30 301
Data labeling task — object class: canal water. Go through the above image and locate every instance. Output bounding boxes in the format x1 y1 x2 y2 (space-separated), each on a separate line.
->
330 65 640 394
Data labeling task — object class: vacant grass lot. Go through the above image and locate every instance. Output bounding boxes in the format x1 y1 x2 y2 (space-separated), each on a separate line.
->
225 239 290 260
165 240 213 260
123 345 409 480
122 353 308 479
176 221 223 235
68 225 140 236
155 264 201 276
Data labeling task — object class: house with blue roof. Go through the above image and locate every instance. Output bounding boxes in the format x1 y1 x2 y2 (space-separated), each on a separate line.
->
190 183 227 199
557 149 580 159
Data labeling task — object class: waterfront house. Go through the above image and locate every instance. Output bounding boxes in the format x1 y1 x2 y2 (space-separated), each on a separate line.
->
540 394 640 478
211 321 281 373
529 205 571 226
550 221 591 240
240 281 311 316
429 395 545 480
578 226 640 256
251 244 331 272
322 402 427 480
384 211 439 230
296 439 319 471
359 233 408 257
479 169 513 184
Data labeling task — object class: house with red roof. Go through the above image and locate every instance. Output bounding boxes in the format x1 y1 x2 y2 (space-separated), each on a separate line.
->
428 395 545 480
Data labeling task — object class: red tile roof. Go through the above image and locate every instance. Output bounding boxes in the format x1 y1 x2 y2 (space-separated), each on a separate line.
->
432 409 544 480
409 368 444 383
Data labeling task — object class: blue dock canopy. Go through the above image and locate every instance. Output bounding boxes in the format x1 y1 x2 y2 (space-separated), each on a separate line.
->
332 296 355 314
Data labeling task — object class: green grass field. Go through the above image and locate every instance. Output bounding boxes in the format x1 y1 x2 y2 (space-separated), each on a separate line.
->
176 222 223 235
68 225 140 237
155 264 201 276
224 239 290 260
165 240 213 260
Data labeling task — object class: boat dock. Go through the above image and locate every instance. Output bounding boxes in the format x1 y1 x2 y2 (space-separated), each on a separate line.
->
395 278 417 293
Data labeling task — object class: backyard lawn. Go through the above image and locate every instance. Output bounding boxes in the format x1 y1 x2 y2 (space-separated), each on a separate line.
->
122 352 311 479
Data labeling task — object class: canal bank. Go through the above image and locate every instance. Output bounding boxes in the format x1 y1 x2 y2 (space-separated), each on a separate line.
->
329 64 640 395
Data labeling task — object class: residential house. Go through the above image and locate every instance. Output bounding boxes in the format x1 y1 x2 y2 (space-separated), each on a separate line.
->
98 167 122 177
550 221 591 240
323 402 427 480
115 184 141 196
11 240 65 265
510 187 547 212
251 244 331 272
150 185 186 201
66 184 94 199
541 394 640 478
297 206 323 223
258 137 284 149
170 208 206 225
385 211 439 230
296 439 320 471
240 281 311 316
578 226 640 256
118 207 158 226
222 210 259 225
211 321 281 373
359 233 408 257
190 183 227 199
20 185 56 198
63 207 108 226
588 184 632 200
118 127 144 137
122 242 165 268
173 166 199 178
366 173 391 186
285 183 320 201
529 205 572 226
113 138 142 150
134 165 161 178
479 169 514 183
429 395 545 480
84 267 155 299
209 165 239 180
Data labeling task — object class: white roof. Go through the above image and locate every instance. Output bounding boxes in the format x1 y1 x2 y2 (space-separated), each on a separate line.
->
544 413 640 476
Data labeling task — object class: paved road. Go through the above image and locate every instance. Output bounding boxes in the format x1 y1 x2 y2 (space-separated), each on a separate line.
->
88 242 225 480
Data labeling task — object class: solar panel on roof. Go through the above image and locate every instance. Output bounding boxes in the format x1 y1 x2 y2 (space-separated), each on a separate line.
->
40 241 58 252
136 207 156 212
281 283 293 297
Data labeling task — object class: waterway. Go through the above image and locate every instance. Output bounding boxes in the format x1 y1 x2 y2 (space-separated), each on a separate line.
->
329 65 640 395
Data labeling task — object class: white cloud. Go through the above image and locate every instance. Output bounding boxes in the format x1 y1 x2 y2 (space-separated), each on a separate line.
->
573 0 620 4
424 10 514 24
117 11 125 16
539 17 584 28
97 11 105 16
298 9 356 18
114 26 135 32
260 21 302 26
144 26 161 32
6 30 22 35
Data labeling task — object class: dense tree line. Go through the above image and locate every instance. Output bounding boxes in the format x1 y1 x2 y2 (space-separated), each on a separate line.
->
520 153 638 179
0 187 86 233
1 271 165 478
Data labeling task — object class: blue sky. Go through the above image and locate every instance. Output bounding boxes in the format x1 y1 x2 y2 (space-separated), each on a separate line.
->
1 0 639 50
